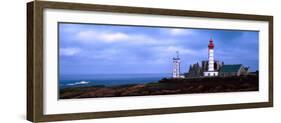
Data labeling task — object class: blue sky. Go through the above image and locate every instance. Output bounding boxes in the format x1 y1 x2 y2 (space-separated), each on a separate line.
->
59 23 259 75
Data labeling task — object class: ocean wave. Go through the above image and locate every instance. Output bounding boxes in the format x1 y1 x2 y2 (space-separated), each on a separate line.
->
67 81 90 86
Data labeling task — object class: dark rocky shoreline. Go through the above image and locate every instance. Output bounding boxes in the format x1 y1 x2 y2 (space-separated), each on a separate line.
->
59 75 258 99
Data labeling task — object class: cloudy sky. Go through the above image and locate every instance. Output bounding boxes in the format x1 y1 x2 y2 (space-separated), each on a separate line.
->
59 23 259 75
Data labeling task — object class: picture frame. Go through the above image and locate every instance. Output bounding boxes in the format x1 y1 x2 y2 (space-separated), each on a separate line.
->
27 1 273 122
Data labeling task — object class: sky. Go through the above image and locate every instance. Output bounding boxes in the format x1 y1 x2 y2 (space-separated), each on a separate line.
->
59 23 259 75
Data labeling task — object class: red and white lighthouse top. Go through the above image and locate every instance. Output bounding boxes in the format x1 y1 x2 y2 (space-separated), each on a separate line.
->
208 38 214 49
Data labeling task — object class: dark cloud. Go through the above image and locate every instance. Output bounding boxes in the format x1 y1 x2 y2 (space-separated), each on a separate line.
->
59 23 259 74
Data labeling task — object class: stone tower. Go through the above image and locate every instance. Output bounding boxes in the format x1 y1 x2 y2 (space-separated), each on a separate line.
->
204 37 219 77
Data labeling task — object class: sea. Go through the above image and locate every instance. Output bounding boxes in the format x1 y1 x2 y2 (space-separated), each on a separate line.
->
59 73 171 88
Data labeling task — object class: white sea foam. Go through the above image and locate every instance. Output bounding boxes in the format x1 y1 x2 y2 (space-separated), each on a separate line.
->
67 81 90 86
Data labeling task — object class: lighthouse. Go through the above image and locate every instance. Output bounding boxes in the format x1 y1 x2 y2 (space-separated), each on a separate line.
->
204 37 219 77
172 51 181 78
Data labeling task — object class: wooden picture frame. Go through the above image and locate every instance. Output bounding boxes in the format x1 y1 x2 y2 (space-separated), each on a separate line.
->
27 1 273 122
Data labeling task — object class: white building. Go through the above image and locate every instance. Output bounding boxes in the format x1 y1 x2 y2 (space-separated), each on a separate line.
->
204 37 219 77
172 51 181 78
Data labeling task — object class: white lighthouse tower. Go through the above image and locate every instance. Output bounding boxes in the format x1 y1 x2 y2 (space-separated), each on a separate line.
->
172 51 181 78
204 37 219 77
